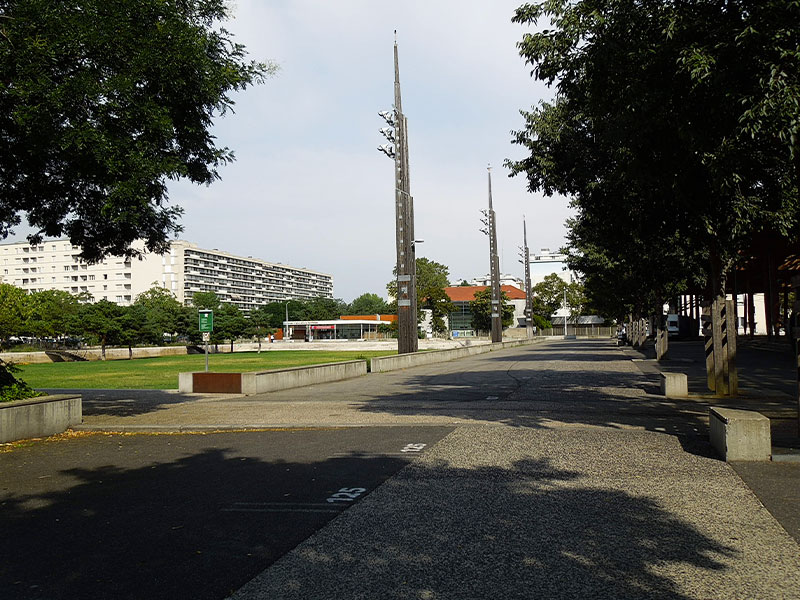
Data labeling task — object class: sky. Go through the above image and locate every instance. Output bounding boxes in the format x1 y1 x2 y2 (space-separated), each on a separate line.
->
13 0 574 302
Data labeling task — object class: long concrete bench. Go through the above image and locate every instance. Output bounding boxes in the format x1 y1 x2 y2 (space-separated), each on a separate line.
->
709 407 771 462
179 360 367 395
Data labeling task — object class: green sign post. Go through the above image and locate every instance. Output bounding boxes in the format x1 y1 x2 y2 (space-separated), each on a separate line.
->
198 310 213 371
199 310 214 333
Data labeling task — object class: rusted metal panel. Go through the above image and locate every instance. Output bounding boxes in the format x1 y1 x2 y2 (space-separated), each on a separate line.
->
192 372 242 394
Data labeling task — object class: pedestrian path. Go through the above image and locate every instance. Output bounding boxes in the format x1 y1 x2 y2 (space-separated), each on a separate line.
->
52 338 800 598
230 426 800 600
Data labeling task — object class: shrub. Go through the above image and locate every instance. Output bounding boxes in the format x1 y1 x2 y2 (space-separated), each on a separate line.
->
0 360 44 403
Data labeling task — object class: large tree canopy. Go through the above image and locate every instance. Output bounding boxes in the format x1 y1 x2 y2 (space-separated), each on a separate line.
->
508 0 800 315
0 0 276 261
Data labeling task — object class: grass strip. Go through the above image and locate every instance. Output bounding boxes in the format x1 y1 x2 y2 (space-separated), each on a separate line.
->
18 350 396 390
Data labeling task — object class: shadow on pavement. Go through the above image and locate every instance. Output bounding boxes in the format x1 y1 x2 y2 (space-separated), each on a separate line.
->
0 440 407 600
39 389 224 418
234 457 735 600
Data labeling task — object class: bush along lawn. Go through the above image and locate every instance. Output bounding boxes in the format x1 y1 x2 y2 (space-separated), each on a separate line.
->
0 360 45 402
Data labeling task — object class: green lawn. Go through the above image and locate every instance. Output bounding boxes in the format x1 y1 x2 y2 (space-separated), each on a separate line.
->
18 350 396 390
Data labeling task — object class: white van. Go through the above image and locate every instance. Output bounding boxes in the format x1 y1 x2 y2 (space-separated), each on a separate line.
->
666 314 679 336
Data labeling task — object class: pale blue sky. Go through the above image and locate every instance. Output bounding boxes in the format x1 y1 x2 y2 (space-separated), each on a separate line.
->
14 1 573 301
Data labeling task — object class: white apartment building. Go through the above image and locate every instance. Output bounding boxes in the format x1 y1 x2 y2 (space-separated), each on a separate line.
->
0 239 333 311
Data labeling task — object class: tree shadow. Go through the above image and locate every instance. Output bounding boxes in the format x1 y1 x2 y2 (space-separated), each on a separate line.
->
234 456 737 600
626 339 797 399
358 363 710 444
38 388 232 418
0 440 413 600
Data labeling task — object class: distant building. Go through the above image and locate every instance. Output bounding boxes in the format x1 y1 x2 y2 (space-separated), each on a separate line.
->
468 274 524 289
444 285 527 337
529 248 572 286
284 315 396 341
0 239 333 311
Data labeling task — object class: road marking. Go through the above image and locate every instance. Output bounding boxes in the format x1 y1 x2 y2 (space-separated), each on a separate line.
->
400 443 426 453
486 396 499 400
326 487 367 503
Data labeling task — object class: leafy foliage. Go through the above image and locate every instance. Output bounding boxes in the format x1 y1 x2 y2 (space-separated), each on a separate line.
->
0 0 277 261
0 359 44 402
508 0 800 317
347 293 390 316
532 274 585 319
469 289 515 332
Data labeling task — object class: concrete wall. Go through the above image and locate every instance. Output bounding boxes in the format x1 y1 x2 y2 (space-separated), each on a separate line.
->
179 360 367 395
0 346 190 364
371 338 542 373
0 394 82 443
242 361 367 395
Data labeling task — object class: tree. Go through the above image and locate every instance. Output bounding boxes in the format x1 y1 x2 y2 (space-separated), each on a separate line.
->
191 291 220 310
0 283 27 347
347 293 390 316
0 0 277 261
508 0 799 308
214 303 247 352
248 304 275 352
508 0 800 382
258 301 299 330
470 289 515 333
532 275 568 320
75 300 125 360
134 285 184 343
117 304 150 358
297 297 348 321
24 289 81 344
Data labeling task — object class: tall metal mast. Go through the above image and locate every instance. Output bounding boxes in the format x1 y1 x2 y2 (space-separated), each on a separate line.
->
487 167 502 343
379 34 417 353
523 217 533 339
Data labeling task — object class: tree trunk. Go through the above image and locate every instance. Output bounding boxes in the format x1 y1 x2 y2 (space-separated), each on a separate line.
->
258 337 262 353
101 339 106 361
128 345 133 360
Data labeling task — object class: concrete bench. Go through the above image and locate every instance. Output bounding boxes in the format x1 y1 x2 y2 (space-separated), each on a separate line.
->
709 407 771 462
660 372 688 397
179 360 367 395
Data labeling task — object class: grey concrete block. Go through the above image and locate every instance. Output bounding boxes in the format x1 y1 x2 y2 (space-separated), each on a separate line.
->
710 407 771 462
178 371 194 393
0 395 82 443
660 372 688 397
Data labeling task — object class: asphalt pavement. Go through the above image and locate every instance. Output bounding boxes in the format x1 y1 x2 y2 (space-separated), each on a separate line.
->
8 337 800 599
1 427 452 600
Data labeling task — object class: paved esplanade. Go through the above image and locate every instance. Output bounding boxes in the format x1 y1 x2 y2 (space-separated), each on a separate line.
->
75 339 800 598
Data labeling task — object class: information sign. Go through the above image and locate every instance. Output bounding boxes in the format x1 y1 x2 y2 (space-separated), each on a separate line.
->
199 310 214 332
